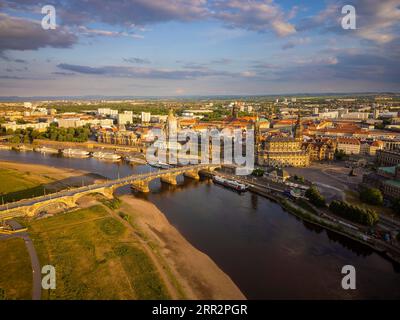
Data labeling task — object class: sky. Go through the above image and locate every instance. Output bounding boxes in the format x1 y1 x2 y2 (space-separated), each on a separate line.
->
0 0 399 97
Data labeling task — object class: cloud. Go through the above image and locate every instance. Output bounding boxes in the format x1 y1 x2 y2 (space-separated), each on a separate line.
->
282 37 311 50
57 63 235 79
210 58 232 65
77 26 144 39
52 72 76 76
298 0 400 44
123 57 151 64
0 13 77 52
267 50 399 86
58 0 209 26
211 0 296 36
3 0 297 38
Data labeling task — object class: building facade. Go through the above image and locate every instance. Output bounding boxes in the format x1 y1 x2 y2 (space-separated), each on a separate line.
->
304 138 336 161
257 113 310 167
376 150 400 166
337 137 361 155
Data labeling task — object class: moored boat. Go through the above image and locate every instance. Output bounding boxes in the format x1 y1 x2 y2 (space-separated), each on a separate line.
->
34 146 59 154
125 156 147 165
92 151 121 161
15 145 34 152
62 148 90 158
212 176 247 192
150 161 171 169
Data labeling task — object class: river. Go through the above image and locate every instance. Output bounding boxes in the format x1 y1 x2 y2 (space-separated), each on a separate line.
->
1 149 400 299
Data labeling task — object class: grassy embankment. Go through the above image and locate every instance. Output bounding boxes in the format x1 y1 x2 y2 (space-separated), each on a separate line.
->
0 167 51 203
0 238 32 300
27 205 170 300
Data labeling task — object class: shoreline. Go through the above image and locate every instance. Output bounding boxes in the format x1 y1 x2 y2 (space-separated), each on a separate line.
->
249 184 400 266
119 195 246 300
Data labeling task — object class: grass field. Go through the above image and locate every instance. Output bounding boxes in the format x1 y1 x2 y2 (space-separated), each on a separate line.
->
0 168 51 203
28 205 170 300
0 167 48 193
0 238 32 300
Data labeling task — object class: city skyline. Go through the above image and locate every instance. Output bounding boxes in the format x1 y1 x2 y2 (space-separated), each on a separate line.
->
1 0 399 97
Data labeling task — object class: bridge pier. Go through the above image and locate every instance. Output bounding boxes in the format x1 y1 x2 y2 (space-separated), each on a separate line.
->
160 174 178 185
184 170 200 180
131 180 150 193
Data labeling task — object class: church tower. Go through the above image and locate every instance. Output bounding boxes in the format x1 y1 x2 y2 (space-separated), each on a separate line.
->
254 113 263 165
165 108 178 140
294 110 303 141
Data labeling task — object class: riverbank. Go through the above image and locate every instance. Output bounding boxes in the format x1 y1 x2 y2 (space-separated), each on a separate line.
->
119 195 245 300
0 160 245 299
250 181 400 266
203 170 400 266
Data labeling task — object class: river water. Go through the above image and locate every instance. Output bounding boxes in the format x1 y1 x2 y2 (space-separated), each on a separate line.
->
1 149 400 299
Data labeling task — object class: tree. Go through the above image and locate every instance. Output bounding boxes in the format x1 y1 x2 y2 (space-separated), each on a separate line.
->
294 175 305 183
252 168 265 177
10 135 21 144
335 149 347 161
329 200 379 226
305 186 326 207
360 187 383 206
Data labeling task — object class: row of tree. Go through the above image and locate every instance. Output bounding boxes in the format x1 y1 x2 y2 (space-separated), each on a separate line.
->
329 200 379 226
43 124 91 142
0 124 91 143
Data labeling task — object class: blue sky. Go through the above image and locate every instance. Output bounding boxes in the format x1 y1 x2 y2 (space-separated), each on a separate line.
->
0 0 399 97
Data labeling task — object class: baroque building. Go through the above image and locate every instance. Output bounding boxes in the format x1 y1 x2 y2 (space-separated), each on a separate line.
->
256 113 310 167
303 138 337 161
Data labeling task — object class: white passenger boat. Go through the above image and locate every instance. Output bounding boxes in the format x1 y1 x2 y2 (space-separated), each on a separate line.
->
92 151 121 161
212 176 247 192
34 146 59 154
62 148 90 158
150 161 171 169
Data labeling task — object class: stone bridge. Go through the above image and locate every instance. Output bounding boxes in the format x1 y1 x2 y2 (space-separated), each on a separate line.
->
0 164 220 219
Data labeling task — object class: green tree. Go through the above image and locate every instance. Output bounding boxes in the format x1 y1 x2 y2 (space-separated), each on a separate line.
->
329 200 379 226
10 135 21 144
252 168 265 177
360 187 383 206
334 149 347 161
305 186 326 207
